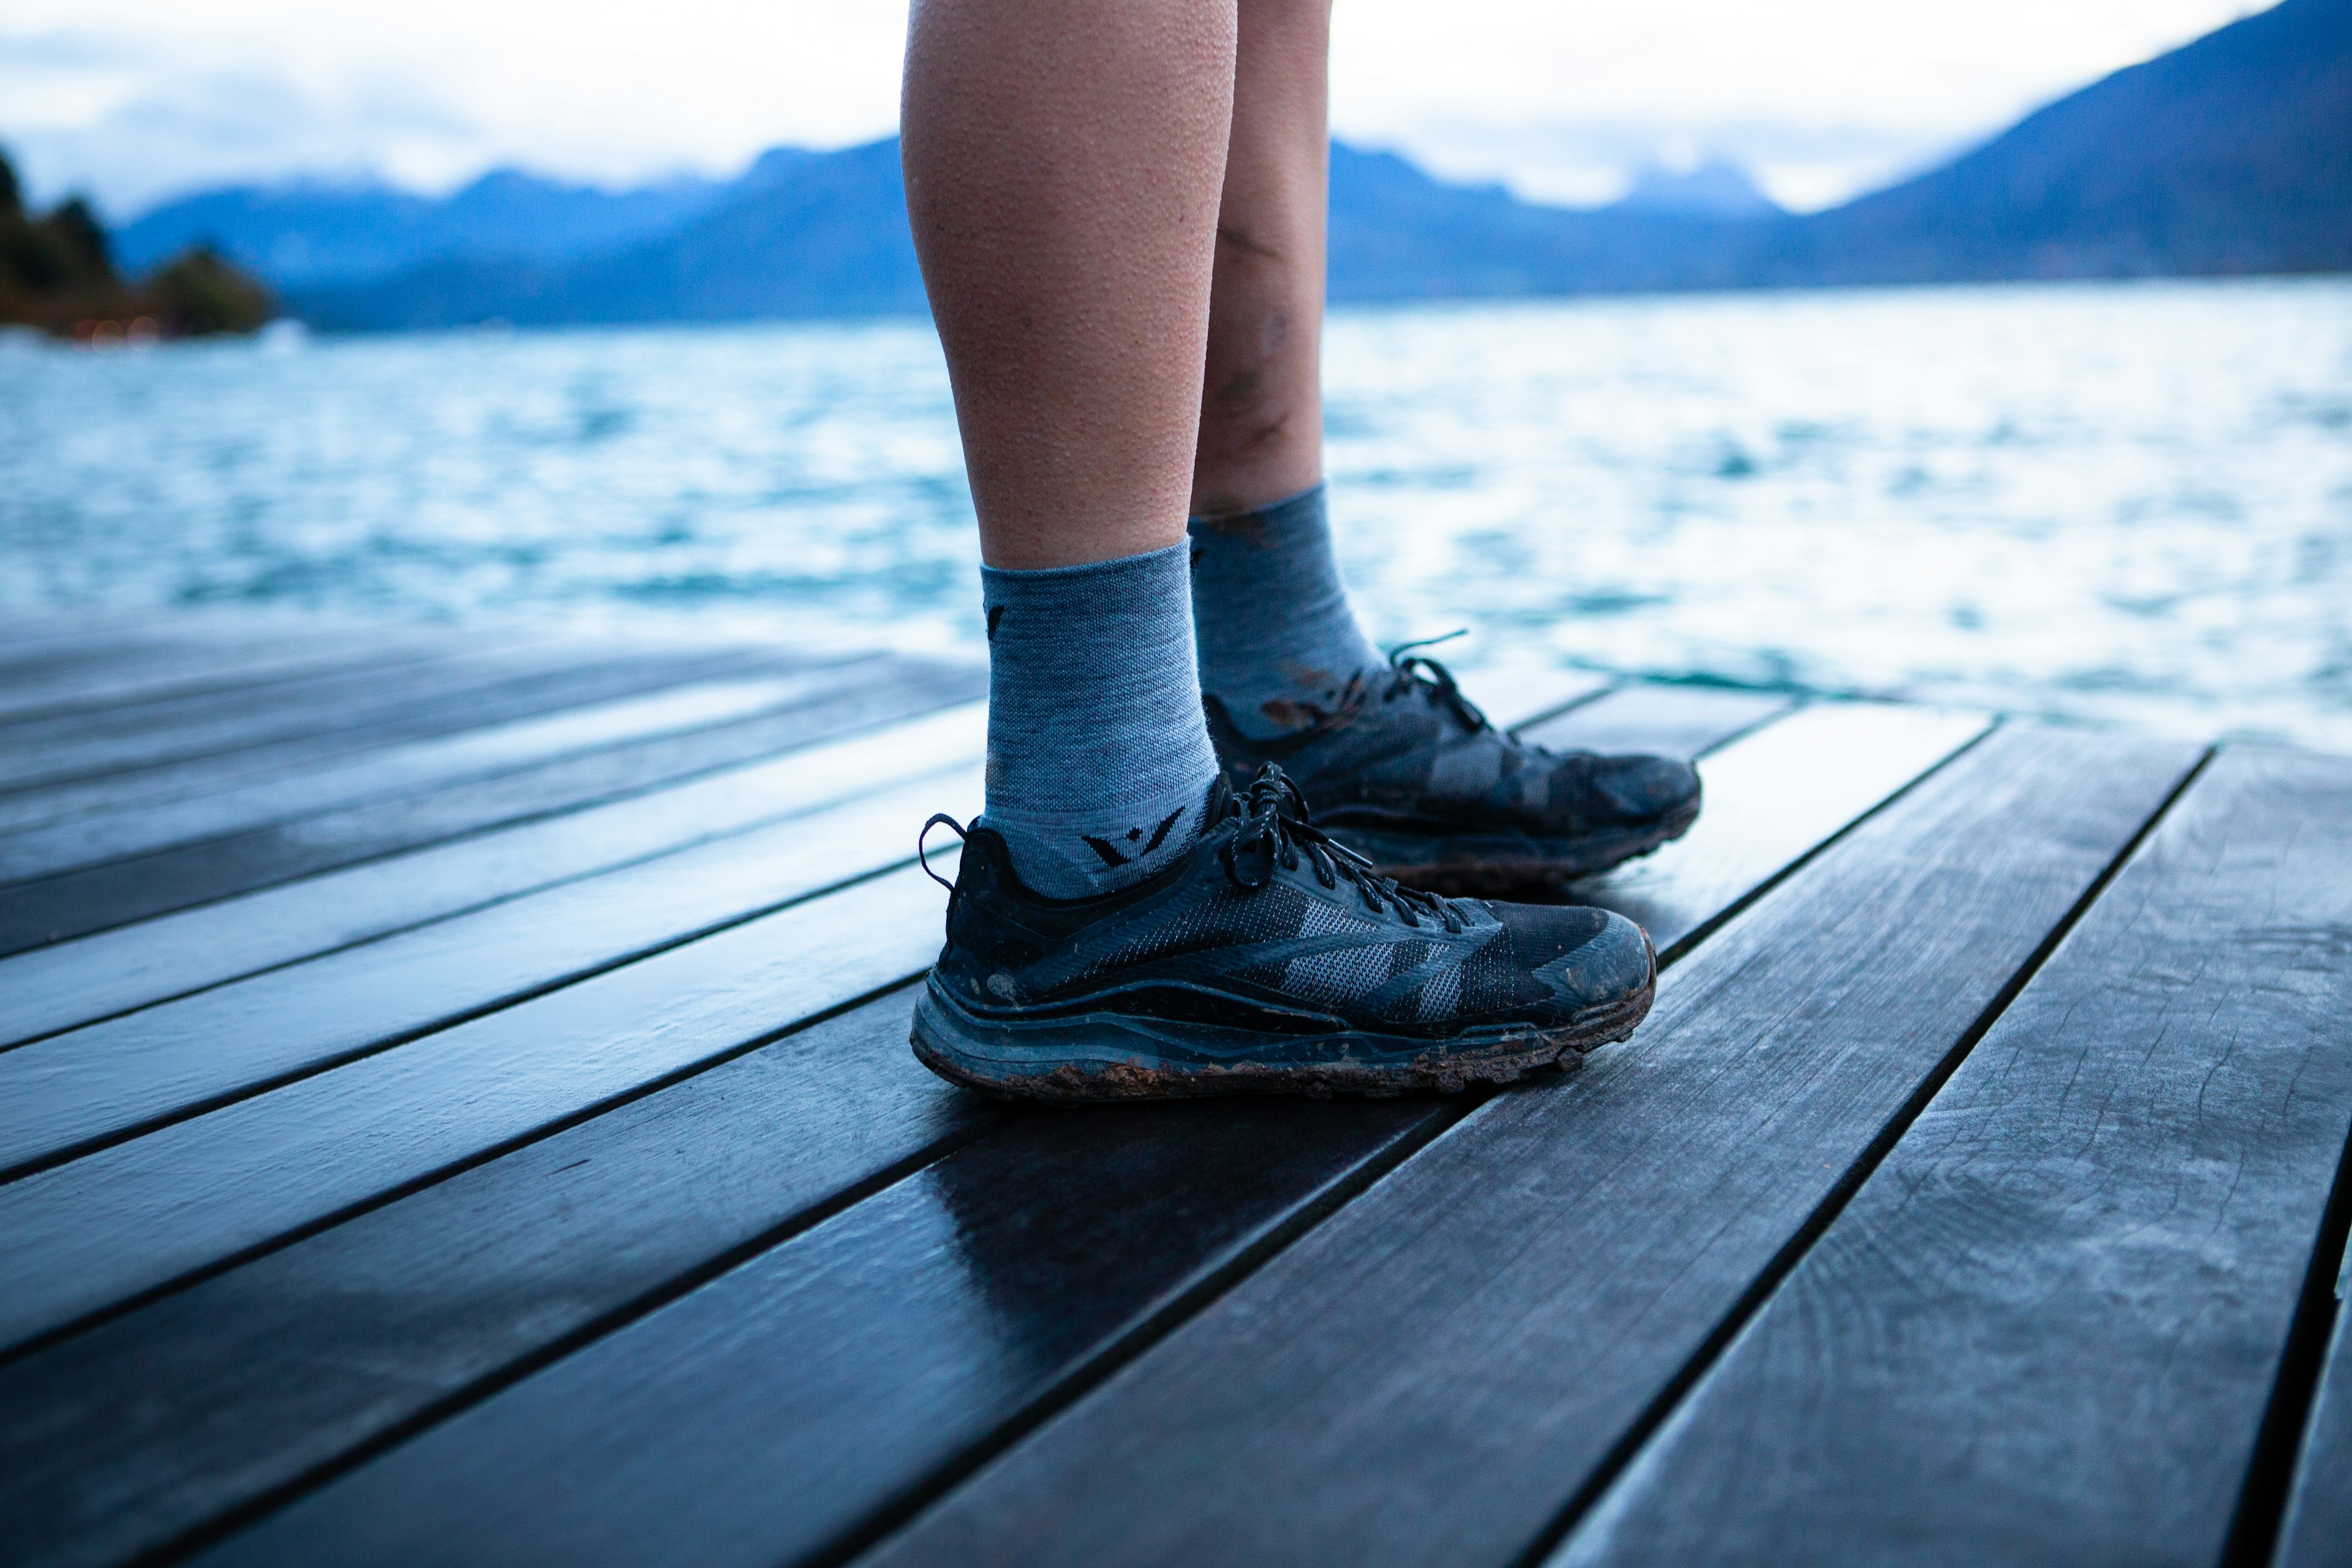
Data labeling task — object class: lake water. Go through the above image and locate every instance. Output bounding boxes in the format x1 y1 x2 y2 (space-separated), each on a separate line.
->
4 277 2349 748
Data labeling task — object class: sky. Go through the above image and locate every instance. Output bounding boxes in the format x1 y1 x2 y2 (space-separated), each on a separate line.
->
0 0 2266 219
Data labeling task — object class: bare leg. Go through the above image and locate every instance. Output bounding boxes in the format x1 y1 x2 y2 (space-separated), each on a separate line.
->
1191 0 1330 517
902 0 1238 569
897 0 1677 1104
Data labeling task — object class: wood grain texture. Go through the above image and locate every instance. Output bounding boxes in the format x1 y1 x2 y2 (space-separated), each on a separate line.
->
0 672 1609 1568
0 662 880 847
0 858 955 1354
0 646 822 871
0 989 1003 1568
0 704 986 1048
0 625 458 726
1517 682 1793 760
0 612 206 662
0 661 1601 1177
0 639 654 793
0 659 914 876
0 662 982 953
1559 745 2352 1568
0 633 564 773
193 1097 1436 1568
159 704 1970 1568
859 725 2201 1568
1576 703 1990 956
0 679 1980 1568
2275 1253 2352 1568
2 653 1506 851
0 644 477 771
0 762 984 1177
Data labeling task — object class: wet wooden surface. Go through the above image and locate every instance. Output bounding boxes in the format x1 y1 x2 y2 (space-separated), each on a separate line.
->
0 614 2343 1568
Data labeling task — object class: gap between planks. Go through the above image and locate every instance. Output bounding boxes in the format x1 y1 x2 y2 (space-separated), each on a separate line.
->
0 672 1825 1568
848 723 2201 1568
123 702 1983 1568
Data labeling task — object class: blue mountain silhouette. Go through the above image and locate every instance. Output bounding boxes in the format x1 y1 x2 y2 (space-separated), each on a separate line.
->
115 168 733 288
125 0 2348 329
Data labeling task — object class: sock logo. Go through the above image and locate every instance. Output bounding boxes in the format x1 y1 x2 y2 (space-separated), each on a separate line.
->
1081 805 1186 869
986 605 1006 641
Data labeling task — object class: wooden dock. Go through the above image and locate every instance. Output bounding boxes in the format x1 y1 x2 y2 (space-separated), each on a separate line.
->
1 612 2348 1567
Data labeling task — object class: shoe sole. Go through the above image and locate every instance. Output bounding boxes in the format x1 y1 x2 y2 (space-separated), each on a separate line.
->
909 933 1657 1105
1332 798 1702 898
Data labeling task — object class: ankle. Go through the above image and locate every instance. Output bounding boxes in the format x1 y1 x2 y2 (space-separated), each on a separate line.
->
978 541 1222 899
1188 483 1388 740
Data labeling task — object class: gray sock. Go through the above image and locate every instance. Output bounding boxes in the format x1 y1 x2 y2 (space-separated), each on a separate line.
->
977 541 1221 899
1189 483 1389 740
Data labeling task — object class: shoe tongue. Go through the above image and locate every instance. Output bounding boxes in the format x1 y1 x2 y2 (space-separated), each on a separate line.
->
1202 771 1237 825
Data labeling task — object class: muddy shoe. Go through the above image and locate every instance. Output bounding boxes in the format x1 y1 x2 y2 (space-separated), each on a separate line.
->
910 766 1656 1103
1204 647 1702 895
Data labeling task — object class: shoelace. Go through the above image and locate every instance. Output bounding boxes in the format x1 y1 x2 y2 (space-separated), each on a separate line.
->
1380 633 1499 737
1219 765 1466 933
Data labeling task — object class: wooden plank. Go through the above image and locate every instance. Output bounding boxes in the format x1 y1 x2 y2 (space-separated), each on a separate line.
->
0 700 1872 1568
6 698 1757 1568
0 639 167 684
0 662 888 864
0 857 957 1356
0 646 828 837
0 611 193 660
0 703 986 1048
0 663 984 954
0 656 960 853
0 639 774 795
1556 745 2352 1568
0 633 555 766
0 625 457 725
0 637 584 780
0 685 1824 1163
1518 682 1793 760
0 612 427 675
0 989 1008 1568
853 725 2201 1568
2276 1250 2352 1568
0 759 987 1180
1580 702 1990 956
11 650 1502 861
191 1098 1438 1568
0 609 356 658
0 631 265 690
140 704 1982 1568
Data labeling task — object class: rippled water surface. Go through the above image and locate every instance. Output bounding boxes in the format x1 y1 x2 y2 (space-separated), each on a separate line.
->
4 278 2349 746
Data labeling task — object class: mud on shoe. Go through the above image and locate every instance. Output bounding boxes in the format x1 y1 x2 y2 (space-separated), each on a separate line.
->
910 767 1656 1103
1205 646 1703 897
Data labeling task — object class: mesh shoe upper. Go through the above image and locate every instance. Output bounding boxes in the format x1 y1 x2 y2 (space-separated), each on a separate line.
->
932 769 1652 1041
1203 651 1702 842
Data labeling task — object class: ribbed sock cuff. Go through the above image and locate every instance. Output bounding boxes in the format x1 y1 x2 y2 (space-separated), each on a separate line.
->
977 540 1222 897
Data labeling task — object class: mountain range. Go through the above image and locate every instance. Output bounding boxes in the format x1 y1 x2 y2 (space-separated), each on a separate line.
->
115 0 2351 330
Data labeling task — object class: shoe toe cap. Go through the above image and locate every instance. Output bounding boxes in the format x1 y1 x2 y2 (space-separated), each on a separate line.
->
1591 754 1702 824
1537 909 1654 1010
1488 903 1655 1011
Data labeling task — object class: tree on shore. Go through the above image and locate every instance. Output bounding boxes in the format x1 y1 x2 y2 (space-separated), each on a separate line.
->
1 150 274 339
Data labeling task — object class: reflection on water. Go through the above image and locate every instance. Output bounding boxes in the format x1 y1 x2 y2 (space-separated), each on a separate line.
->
2 277 2347 747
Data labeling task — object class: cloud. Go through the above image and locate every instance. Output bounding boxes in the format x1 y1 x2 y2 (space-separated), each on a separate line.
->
0 0 2271 215
2 48 481 213
1381 117 1986 212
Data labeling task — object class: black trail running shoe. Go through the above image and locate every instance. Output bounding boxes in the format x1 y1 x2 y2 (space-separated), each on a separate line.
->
910 767 1656 1103
1204 647 1703 895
